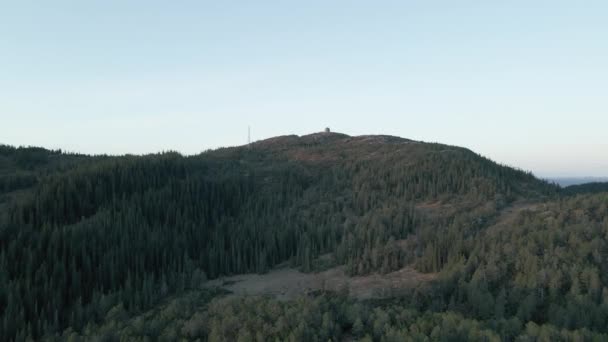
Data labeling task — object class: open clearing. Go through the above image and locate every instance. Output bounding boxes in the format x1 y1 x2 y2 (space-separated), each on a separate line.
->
204 265 436 300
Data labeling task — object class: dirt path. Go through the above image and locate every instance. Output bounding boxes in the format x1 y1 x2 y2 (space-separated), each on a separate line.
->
204 265 436 300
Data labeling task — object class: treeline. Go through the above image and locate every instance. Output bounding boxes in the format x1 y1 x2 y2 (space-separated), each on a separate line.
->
0 137 559 340
0 145 97 195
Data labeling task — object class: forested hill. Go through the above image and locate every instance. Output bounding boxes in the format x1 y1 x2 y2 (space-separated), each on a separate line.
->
0 133 564 340
562 181 608 195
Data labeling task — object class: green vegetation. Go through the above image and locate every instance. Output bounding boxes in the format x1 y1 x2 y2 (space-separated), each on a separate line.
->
54 291 608 341
1 134 606 341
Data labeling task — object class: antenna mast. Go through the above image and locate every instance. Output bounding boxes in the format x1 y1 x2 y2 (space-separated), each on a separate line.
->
248 126 251 146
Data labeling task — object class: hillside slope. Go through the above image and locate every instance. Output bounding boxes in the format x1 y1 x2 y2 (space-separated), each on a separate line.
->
0 133 564 340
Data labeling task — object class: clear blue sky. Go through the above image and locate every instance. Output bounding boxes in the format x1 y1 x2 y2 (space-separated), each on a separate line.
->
1 1 607 177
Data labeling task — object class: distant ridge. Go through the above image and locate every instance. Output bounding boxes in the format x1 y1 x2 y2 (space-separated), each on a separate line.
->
549 176 608 187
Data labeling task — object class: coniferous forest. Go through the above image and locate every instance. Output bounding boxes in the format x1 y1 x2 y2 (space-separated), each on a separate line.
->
1 133 607 341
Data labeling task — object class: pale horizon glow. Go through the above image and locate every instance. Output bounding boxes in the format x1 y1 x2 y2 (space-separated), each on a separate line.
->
1 1 607 177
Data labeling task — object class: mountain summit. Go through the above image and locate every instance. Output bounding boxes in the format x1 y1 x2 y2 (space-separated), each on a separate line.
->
2 134 592 341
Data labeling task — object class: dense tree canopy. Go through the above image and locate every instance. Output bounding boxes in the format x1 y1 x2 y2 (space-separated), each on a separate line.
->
2 134 604 341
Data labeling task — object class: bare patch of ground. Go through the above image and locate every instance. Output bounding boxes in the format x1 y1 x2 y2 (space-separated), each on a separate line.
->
415 200 461 220
485 201 546 235
416 201 445 210
204 265 436 301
